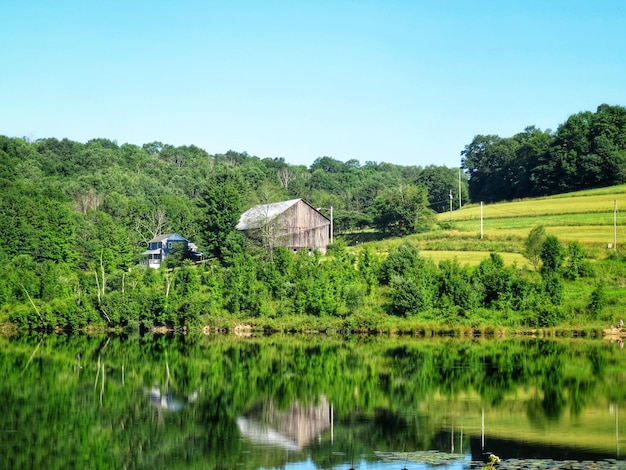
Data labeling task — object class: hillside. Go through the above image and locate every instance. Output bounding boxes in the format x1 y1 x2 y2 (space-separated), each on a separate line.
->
1 136 626 333
341 185 626 272
422 185 626 262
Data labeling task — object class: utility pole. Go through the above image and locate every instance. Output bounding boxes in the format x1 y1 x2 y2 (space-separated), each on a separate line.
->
330 205 334 245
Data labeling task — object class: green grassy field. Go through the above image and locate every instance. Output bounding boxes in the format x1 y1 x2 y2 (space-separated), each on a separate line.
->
445 185 626 221
424 184 626 262
419 250 528 267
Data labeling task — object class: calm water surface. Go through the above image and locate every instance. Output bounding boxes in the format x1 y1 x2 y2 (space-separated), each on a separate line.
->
1 333 625 469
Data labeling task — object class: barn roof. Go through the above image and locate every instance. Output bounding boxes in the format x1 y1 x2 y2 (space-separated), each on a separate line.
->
236 198 303 230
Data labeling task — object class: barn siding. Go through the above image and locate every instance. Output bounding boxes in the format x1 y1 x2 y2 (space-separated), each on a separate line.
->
279 200 330 253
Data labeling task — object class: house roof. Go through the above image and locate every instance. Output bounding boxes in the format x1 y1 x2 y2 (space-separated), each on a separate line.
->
236 198 303 230
147 233 188 243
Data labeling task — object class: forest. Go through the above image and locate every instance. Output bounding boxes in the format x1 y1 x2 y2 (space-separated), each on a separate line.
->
461 104 626 202
1 104 625 331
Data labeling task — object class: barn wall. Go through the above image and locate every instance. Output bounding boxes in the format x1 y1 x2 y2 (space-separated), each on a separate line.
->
278 200 330 253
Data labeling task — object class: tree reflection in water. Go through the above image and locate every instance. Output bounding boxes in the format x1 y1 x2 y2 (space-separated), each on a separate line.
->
0 334 625 469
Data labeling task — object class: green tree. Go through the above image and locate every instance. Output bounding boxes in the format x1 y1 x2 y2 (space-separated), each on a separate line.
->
564 241 588 280
461 134 520 202
416 165 467 213
436 259 480 311
473 253 513 308
541 270 564 305
524 225 547 270
588 283 606 319
540 235 564 274
197 169 249 262
512 126 552 198
389 273 436 316
380 243 437 316
372 184 434 236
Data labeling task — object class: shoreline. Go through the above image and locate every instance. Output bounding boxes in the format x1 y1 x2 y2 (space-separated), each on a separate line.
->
1 320 625 340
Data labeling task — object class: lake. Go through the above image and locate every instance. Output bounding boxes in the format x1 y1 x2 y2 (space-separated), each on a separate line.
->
1 333 625 469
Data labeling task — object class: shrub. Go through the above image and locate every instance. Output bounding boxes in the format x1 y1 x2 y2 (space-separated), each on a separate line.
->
524 225 546 270
473 253 513 308
389 274 435 316
564 241 590 280
540 235 564 274
343 282 366 309
541 271 564 305
535 303 562 328
587 284 606 319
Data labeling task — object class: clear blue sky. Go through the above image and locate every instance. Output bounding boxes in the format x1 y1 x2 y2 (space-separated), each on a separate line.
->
2 0 625 168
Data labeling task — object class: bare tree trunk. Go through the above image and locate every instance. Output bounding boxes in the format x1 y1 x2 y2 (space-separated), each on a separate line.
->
94 258 112 324
94 270 101 305
20 284 44 327
100 250 106 294
135 207 168 243
165 270 172 298
277 168 295 189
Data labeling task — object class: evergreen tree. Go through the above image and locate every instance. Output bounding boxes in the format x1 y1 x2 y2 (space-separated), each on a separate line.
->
197 169 249 262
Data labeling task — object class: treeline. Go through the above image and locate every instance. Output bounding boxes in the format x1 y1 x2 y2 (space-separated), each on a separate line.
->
462 104 626 202
0 133 468 329
0 133 458 329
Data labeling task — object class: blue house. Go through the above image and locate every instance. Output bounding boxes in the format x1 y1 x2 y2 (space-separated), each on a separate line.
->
142 233 202 268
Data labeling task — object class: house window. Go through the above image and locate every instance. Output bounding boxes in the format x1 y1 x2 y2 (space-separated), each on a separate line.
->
168 242 172 248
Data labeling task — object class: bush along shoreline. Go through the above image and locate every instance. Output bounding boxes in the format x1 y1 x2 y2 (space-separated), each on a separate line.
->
2 239 624 335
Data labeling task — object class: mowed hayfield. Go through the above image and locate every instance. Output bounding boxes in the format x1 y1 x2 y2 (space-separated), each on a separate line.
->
415 185 626 265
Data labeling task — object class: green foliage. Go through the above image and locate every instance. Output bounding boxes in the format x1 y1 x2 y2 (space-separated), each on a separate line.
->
473 253 513 308
379 243 438 316
534 302 562 328
357 247 380 295
416 165 468 213
462 105 626 202
540 235 565 274
564 241 594 280
436 259 480 311
389 273 436 316
197 168 249 261
541 270 564 305
1 128 624 332
0 180 78 266
379 242 423 285
372 184 435 236
524 225 546 270
587 283 606 319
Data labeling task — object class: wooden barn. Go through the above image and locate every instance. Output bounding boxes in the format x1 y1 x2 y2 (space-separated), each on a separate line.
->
236 198 331 254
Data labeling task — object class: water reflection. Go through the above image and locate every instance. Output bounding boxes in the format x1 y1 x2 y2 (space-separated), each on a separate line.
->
0 334 625 469
238 396 331 450
147 384 199 411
